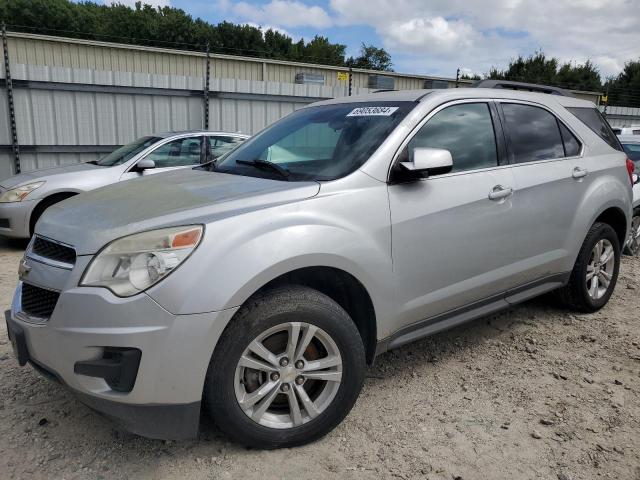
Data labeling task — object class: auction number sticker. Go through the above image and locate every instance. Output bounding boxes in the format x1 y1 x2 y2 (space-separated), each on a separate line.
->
346 106 399 117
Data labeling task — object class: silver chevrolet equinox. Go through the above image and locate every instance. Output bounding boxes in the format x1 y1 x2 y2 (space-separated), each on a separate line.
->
5 85 634 449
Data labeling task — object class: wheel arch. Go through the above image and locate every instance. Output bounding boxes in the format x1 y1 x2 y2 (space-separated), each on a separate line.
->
593 206 628 248
30 191 80 235
237 266 378 365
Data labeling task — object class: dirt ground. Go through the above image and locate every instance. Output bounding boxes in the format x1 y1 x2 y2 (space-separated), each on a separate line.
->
0 237 639 480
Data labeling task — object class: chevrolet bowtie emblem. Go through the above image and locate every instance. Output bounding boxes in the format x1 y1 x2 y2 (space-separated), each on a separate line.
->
18 259 31 280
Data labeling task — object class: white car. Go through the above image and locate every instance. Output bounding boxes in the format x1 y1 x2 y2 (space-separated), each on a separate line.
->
612 126 640 136
0 131 248 239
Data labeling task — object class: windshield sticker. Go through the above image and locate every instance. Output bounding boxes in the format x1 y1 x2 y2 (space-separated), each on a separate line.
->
346 106 399 117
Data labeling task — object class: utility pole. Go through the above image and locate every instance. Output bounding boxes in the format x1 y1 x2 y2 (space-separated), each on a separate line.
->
348 67 353 96
455 68 460 88
2 22 20 174
203 42 210 130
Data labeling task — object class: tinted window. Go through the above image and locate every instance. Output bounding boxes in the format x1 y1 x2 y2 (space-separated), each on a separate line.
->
145 137 202 168
566 107 623 151
209 136 245 159
216 102 414 181
622 143 640 162
502 103 564 163
408 103 498 173
559 123 581 157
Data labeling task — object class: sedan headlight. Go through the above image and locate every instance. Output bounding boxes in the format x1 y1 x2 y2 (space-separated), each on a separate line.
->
0 181 45 203
81 225 203 297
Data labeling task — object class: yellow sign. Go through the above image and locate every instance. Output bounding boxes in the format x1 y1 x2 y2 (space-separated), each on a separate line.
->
337 72 349 81
601 95 608 103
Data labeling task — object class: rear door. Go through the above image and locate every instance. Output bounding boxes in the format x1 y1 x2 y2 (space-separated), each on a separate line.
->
388 100 520 332
498 101 586 284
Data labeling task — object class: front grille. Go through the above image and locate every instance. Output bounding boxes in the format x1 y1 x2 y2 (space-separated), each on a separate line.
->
21 283 60 318
32 236 76 266
0 218 9 229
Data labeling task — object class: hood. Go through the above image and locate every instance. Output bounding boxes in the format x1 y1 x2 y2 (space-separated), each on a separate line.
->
0 163 103 189
36 169 320 255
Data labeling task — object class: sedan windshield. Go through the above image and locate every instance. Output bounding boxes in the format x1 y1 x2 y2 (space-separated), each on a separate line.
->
97 136 162 166
215 102 415 181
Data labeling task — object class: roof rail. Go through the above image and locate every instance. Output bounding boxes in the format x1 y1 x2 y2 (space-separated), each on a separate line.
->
471 79 573 97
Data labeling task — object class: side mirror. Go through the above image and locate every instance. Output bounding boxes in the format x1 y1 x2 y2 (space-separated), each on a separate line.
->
135 159 156 171
400 148 453 177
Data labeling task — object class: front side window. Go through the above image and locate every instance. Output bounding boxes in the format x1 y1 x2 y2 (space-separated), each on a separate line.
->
406 102 498 173
502 103 565 163
145 137 203 168
97 136 162 166
215 102 415 181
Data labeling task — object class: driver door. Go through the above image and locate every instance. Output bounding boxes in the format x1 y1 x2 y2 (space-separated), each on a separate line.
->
121 135 204 180
388 101 520 334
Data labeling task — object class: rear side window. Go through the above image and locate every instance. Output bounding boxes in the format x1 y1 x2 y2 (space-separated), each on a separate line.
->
501 103 564 163
566 107 623 151
407 102 498 173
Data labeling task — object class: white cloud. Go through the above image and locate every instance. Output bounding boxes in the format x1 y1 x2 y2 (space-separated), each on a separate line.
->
233 1 332 29
243 22 297 40
105 0 170 7
328 0 640 77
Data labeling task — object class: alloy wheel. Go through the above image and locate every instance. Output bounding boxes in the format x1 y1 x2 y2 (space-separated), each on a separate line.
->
234 322 343 429
586 238 615 300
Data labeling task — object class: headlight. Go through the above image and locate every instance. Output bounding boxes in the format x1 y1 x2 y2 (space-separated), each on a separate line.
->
0 181 45 203
80 225 203 297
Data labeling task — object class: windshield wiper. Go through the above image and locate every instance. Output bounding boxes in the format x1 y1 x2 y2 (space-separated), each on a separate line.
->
236 159 290 180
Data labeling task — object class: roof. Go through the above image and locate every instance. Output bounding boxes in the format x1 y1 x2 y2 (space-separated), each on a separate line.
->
156 130 249 138
313 88 595 108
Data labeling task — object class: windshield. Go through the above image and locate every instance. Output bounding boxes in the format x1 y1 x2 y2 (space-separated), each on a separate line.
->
214 101 415 181
96 136 162 166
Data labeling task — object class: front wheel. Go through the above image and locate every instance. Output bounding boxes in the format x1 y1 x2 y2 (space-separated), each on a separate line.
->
203 286 365 449
558 222 620 312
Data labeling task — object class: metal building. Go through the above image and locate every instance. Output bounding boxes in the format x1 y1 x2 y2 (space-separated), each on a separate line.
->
0 31 604 179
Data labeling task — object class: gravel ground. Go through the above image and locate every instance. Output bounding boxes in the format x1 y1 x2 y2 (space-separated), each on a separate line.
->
1 236 639 480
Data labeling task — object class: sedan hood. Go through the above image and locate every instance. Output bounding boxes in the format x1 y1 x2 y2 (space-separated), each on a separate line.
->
36 169 320 255
0 162 102 189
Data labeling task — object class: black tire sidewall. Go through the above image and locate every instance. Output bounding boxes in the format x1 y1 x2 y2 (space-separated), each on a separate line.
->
204 286 366 449
576 223 620 310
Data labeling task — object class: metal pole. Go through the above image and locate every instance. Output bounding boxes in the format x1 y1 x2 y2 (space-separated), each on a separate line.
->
455 68 460 88
2 23 20 174
348 67 353 96
203 42 210 130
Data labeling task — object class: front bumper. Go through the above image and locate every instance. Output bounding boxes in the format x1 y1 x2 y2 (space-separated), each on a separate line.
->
0 199 38 238
7 281 238 439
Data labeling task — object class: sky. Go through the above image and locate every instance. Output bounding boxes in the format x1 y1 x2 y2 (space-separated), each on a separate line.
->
106 0 640 79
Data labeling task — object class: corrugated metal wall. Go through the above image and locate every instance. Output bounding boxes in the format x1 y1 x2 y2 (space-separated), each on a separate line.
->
599 105 640 128
1 31 607 180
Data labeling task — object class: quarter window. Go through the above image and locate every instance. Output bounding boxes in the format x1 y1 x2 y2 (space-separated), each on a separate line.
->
407 103 498 173
566 107 623 151
502 103 565 163
559 123 581 157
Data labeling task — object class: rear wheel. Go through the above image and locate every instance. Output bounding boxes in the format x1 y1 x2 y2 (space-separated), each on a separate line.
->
203 286 365 449
558 222 620 312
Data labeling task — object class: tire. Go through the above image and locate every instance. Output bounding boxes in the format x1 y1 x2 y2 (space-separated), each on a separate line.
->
203 285 366 449
558 222 620 312
623 209 640 256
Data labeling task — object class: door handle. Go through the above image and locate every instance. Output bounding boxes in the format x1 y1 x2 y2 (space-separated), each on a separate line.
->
488 185 513 200
572 167 589 179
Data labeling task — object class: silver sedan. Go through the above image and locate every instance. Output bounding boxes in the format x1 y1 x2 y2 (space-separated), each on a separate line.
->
0 131 248 239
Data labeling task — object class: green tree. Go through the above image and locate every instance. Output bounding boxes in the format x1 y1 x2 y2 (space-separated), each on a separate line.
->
0 0 370 68
346 43 393 71
605 60 640 108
